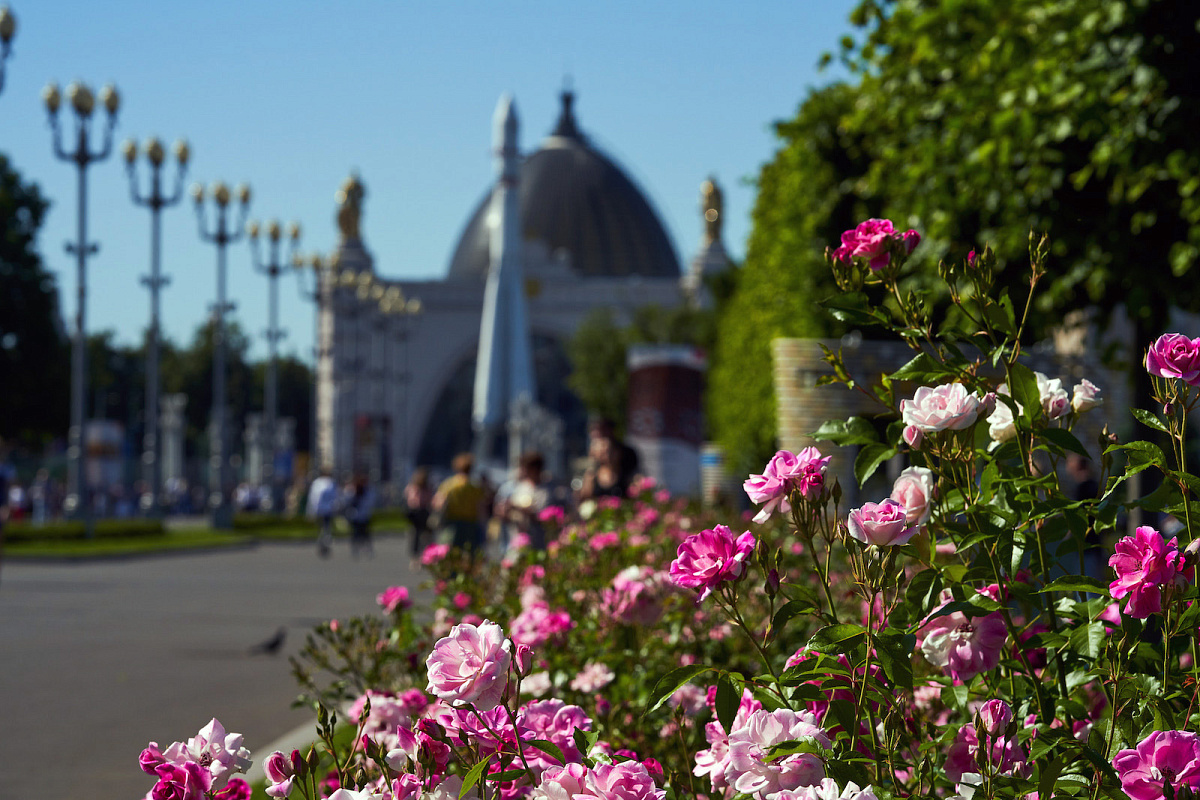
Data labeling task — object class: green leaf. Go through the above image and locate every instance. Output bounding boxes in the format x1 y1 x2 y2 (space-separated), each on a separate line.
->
1109 441 1167 474
906 568 944 615
1068 621 1106 660
1039 576 1110 595
855 443 896 487
889 352 956 383
460 755 493 798
489 769 528 783
1132 407 1170 434
874 630 915 692
770 599 818 642
1040 428 1090 457
811 416 878 446
645 665 714 714
526 739 565 766
1009 362 1041 421
808 623 867 654
715 672 739 733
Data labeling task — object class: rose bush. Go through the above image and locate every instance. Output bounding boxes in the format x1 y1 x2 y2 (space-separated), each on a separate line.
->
138 222 1200 800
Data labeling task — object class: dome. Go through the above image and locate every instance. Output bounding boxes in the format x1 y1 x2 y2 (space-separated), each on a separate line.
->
447 91 681 280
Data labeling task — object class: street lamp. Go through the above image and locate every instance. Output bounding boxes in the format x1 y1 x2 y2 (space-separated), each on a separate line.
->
44 79 120 532
247 217 300 510
193 179 251 529
0 6 17 95
294 252 333 477
124 136 189 516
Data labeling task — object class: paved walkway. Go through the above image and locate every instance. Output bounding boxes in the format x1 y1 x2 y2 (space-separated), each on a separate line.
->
0 533 426 800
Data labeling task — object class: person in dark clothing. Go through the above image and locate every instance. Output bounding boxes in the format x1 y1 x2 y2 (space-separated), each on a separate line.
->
344 475 375 559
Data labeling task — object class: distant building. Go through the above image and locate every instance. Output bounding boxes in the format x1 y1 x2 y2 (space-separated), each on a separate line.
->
316 90 731 481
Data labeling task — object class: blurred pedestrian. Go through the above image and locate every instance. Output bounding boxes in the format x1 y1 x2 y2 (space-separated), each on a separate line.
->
433 453 486 558
306 469 339 557
404 467 433 558
344 474 375 558
494 451 551 550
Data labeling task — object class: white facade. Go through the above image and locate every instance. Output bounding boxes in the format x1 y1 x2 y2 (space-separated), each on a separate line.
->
315 92 732 485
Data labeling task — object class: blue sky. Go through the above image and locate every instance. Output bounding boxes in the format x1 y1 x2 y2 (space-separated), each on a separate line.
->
2 1 855 362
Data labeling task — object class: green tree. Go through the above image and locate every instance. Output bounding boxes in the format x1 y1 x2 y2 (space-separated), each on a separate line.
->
709 84 874 475
567 304 719 438
839 0 1200 404
0 154 68 446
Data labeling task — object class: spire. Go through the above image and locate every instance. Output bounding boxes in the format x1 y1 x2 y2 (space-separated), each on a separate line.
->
493 92 519 183
473 94 537 469
551 88 583 140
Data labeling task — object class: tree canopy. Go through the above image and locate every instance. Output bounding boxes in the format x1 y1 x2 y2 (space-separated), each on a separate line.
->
0 154 68 446
711 0 1200 474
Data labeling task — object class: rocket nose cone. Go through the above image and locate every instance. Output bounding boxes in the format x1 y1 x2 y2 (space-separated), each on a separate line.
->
493 93 519 150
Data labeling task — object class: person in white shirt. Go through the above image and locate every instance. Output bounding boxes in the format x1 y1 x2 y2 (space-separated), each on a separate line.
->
306 470 339 557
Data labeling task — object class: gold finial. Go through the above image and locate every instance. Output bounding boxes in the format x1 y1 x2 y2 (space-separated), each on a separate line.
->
701 176 723 245
336 172 365 243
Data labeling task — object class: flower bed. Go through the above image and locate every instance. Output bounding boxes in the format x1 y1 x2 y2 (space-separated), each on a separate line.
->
136 226 1200 800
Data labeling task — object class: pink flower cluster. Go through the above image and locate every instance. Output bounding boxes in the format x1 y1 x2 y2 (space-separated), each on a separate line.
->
1109 526 1192 618
600 565 672 627
139 719 253 800
669 524 757 601
1147 333 1200 384
425 620 512 710
831 218 920 271
510 591 574 649
944 722 1029 784
725 708 830 797
744 448 831 524
533 761 664 800
377 585 411 614
1114 730 1200 800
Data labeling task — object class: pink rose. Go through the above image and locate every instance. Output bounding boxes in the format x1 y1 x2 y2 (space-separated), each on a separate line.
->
263 751 296 798
889 467 934 526
669 524 757 601
1072 379 1102 413
900 383 983 433
847 499 916 547
391 775 422 800
919 591 1007 681
1110 526 1191 619
376 586 411 614
425 620 512 710
902 425 923 449
743 448 830 523
978 699 1013 736
1036 372 1070 419
421 543 451 565
1147 333 1200 384
1114 730 1200 800
151 762 212 800
831 218 920 271
726 708 829 797
578 762 666 800
214 778 251 800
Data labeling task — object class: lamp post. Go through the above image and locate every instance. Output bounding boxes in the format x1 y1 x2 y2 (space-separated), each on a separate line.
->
192 180 251 529
294 252 333 477
0 6 17 95
44 80 120 532
123 136 188 516
247 218 300 509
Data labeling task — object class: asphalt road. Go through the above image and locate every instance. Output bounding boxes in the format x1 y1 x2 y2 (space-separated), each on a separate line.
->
0 533 426 800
